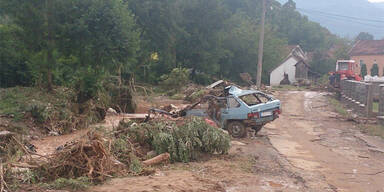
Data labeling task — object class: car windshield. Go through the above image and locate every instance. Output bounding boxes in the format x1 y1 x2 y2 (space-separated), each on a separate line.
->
239 93 271 106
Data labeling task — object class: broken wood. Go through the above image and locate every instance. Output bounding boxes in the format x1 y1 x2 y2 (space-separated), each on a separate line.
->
142 153 170 166
0 162 9 192
0 131 14 137
206 80 224 89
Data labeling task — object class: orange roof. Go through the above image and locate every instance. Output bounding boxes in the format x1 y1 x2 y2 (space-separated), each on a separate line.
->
350 40 384 56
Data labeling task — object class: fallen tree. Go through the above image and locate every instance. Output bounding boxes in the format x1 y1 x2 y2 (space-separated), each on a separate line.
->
118 117 231 163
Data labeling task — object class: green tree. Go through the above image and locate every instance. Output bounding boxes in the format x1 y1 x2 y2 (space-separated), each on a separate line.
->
356 32 374 41
371 64 379 76
1 0 141 91
0 24 30 88
361 63 367 77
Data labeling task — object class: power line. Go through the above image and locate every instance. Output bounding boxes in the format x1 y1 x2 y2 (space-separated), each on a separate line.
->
297 7 384 24
297 8 384 29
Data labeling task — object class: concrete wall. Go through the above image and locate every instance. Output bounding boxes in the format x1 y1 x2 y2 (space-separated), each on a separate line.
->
365 81 384 101
351 55 384 77
340 80 373 117
270 57 298 86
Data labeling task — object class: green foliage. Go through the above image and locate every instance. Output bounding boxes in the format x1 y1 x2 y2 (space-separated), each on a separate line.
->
129 154 143 174
356 32 374 41
0 0 141 89
1 0 348 88
0 24 30 88
123 117 231 163
186 90 206 102
371 64 379 76
361 63 367 77
26 100 53 124
40 177 91 190
72 67 106 103
160 68 190 93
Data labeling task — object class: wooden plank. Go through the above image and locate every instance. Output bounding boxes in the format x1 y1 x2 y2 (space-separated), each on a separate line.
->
206 80 224 89
121 114 148 119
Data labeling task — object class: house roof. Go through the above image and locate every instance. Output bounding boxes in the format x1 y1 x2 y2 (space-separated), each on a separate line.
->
349 40 384 56
270 45 309 73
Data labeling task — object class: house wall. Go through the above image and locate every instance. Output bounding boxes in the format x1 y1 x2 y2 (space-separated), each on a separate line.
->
295 61 309 79
270 57 298 86
351 55 384 76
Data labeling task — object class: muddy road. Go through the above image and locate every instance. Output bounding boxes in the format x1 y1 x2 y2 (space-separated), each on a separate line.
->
266 91 384 192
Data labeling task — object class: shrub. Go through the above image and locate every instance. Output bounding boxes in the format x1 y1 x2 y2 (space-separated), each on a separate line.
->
361 63 367 78
72 67 106 103
160 68 190 93
371 64 379 76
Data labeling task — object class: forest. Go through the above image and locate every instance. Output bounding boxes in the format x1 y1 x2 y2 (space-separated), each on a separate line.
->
0 0 349 91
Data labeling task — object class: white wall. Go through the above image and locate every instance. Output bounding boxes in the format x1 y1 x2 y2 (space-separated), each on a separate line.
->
270 57 298 86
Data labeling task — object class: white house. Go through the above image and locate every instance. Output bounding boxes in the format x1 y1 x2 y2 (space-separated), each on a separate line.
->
270 45 310 86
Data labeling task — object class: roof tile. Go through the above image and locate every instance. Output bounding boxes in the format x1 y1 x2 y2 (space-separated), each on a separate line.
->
350 40 384 56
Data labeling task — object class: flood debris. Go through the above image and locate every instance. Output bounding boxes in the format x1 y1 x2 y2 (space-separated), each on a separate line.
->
118 117 231 163
35 131 124 182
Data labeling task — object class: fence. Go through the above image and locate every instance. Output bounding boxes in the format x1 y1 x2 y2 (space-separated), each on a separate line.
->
340 80 374 117
340 80 384 125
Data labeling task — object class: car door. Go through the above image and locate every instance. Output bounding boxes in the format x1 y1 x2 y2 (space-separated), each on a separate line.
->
220 96 245 123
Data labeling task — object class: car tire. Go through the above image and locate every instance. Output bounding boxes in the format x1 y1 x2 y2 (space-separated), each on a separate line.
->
227 121 247 138
252 125 263 134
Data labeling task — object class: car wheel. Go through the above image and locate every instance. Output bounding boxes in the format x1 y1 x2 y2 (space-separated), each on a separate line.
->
252 125 263 134
227 121 247 138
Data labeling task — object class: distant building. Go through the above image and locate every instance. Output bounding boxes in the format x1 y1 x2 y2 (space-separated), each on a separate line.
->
350 40 384 77
270 45 310 86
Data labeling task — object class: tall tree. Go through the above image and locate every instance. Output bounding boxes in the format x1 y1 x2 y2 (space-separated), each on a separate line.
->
0 0 141 89
371 64 379 76
361 63 367 78
356 32 374 41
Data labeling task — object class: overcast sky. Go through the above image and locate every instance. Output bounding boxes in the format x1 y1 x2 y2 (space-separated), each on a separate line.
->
368 0 384 2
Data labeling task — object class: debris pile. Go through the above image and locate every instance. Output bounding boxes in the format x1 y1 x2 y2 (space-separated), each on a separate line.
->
35 132 123 182
118 117 231 163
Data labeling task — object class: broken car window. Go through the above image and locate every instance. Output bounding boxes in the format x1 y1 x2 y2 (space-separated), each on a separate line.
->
228 97 240 108
240 93 271 106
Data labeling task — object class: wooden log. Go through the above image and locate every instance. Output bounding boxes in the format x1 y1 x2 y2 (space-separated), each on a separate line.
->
142 153 170 166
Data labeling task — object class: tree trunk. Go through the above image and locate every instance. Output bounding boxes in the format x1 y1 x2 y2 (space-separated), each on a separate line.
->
142 153 170 166
45 0 54 92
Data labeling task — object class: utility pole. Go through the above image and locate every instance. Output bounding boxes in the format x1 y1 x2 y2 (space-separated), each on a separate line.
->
256 0 266 89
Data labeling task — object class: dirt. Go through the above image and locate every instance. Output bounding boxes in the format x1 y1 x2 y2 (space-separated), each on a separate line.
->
30 90 384 192
267 91 384 192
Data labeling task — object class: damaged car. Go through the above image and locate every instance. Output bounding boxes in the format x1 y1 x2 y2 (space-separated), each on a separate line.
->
148 86 281 138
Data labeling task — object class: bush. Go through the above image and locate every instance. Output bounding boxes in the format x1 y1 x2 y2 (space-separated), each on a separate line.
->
371 64 379 76
73 67 106 103
361 63 367 78
160 68 190 94
122 117 231 163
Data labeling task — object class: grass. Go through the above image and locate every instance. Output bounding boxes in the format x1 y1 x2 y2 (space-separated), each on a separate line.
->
328 97 349 117
271 85 307 91
40 177 91 191
0 87 73 121
358 124 384 139
327 97 384 139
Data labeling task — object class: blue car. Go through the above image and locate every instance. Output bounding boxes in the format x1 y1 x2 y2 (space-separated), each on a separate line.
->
186 86 281 138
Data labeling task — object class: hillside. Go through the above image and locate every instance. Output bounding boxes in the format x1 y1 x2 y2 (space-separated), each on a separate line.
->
277 0 384 38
